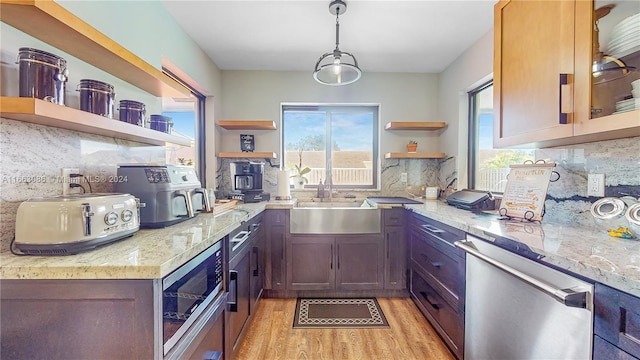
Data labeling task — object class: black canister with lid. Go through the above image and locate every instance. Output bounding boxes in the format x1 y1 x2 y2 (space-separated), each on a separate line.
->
77 79 115 118
150 114 173 133
119 100 146 127
17 47 68 105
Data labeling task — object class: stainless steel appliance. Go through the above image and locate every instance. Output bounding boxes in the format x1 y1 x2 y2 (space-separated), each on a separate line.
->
230 161 270 203
456 236 593 359
115 164 211 228
14 193 139 255
162 239 224 356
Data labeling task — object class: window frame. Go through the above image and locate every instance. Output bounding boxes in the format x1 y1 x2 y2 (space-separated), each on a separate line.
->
467 80 493 190
281 103 380 190
162 69 207 186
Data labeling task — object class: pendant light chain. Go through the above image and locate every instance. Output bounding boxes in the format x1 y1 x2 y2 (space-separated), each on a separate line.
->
335 8 340 51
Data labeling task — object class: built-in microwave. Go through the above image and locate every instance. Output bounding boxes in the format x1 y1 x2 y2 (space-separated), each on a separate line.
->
162 239 224 355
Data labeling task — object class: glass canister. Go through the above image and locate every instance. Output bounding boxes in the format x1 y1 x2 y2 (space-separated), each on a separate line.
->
590 197 634 239
17 47 68 105
150 114 173 133
77 79 115 118
118 100 146 127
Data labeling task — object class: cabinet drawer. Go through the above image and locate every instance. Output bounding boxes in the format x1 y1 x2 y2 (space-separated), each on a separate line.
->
411 267 463 358
411 232 464 309
266 209 288 226
594 284 640 358
410 213 465 256
384 208 404 226
594 335 638 360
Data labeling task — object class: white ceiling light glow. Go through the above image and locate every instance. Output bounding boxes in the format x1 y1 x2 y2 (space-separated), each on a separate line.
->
313 0 362 86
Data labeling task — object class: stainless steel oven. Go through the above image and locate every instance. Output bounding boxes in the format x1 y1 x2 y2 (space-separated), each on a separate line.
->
162 240 224 355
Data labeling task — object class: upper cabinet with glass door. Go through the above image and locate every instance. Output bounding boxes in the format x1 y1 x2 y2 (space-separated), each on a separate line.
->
494 0 640 148
574 0 640 137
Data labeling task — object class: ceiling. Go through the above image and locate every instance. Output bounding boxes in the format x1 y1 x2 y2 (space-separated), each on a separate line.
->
161 0 495 74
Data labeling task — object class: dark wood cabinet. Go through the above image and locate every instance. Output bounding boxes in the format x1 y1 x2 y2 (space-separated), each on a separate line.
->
383 208 406 290
227 248 251 358
287 235 335 290
0 279 156 359
249 217 265 314
265 210 287 290
336 235 384 290
408 212 465 359
594 283 640 359
287 234 385 291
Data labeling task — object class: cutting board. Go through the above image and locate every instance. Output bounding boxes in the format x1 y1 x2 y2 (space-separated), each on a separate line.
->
366 197 423 204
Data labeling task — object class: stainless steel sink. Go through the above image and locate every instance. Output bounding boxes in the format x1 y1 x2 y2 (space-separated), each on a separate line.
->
290 205 381 234
295 199 370 208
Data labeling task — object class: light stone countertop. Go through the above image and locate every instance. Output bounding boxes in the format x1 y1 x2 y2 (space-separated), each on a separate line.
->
2 197 639 298
405 200 640 297
0 202 277 280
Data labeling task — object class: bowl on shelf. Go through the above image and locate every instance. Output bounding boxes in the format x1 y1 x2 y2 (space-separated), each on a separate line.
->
632 88 640 98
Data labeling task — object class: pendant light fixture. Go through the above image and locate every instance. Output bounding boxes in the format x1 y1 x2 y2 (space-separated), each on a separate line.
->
313 0 362 86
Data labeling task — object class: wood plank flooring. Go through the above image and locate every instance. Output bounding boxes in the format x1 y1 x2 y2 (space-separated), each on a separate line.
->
235 297 455 360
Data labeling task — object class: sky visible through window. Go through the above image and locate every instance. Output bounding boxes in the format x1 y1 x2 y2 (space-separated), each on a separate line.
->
284 111 374 151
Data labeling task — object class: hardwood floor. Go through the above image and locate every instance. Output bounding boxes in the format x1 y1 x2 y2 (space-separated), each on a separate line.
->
235 297 455 360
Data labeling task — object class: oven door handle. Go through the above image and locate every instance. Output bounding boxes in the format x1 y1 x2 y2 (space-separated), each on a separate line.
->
228 270 238 312
455 240 588 309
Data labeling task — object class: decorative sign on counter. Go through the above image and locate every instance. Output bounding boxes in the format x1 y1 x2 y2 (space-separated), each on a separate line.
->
240 134 254 152
500 162 557 221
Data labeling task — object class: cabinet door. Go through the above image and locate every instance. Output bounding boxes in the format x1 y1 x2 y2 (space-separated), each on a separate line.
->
573 1 640 138
336 235 384 290
228 250 250 354
494 0 576 147
594 283 640 358
384 226 406 290
287 236 335 290
266 225 286 290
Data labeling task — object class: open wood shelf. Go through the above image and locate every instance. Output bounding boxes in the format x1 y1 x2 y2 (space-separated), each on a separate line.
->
0 97 192 146
384 122 446 130
0 0 189 98
218 152 277 159
218 120 276 130
384 152 446 159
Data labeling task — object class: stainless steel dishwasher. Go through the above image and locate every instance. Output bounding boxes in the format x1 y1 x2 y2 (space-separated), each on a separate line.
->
456 235 593 360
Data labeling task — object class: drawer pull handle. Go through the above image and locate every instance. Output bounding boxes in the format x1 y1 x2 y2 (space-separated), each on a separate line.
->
421 224 445 233
430 261 442 268
420 291 440 310
228 270 238 312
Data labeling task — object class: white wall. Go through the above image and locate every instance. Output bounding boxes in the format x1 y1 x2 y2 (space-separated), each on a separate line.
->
219 71 441 158
438 29 494 189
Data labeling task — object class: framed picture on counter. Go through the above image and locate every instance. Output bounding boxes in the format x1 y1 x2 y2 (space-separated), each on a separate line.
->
240 134 254 152
500 162 557 221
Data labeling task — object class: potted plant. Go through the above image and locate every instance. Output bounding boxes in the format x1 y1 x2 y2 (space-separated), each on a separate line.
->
290 145 311 189
407 140 418 153
291 164 311 189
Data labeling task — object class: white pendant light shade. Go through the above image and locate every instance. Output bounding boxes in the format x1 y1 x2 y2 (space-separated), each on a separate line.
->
313 0 362 86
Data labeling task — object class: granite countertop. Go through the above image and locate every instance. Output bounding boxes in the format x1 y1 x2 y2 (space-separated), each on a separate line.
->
2 197 639 298
0 202 285 280
405 200 640 297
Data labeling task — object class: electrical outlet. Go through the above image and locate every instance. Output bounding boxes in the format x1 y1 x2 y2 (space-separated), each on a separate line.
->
61 168 79 195
400 172 407 183
587 173 605 197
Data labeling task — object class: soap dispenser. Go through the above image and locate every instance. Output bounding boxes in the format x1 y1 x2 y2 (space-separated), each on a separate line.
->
317 179 325 198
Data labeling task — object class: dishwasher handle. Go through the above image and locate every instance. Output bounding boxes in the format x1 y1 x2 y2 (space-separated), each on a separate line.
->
455 240 588 309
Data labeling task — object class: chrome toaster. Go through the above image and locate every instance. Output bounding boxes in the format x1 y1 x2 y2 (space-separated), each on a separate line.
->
14 193 140 255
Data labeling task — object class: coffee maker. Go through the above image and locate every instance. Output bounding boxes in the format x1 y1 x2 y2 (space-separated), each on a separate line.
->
230 161 270 203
